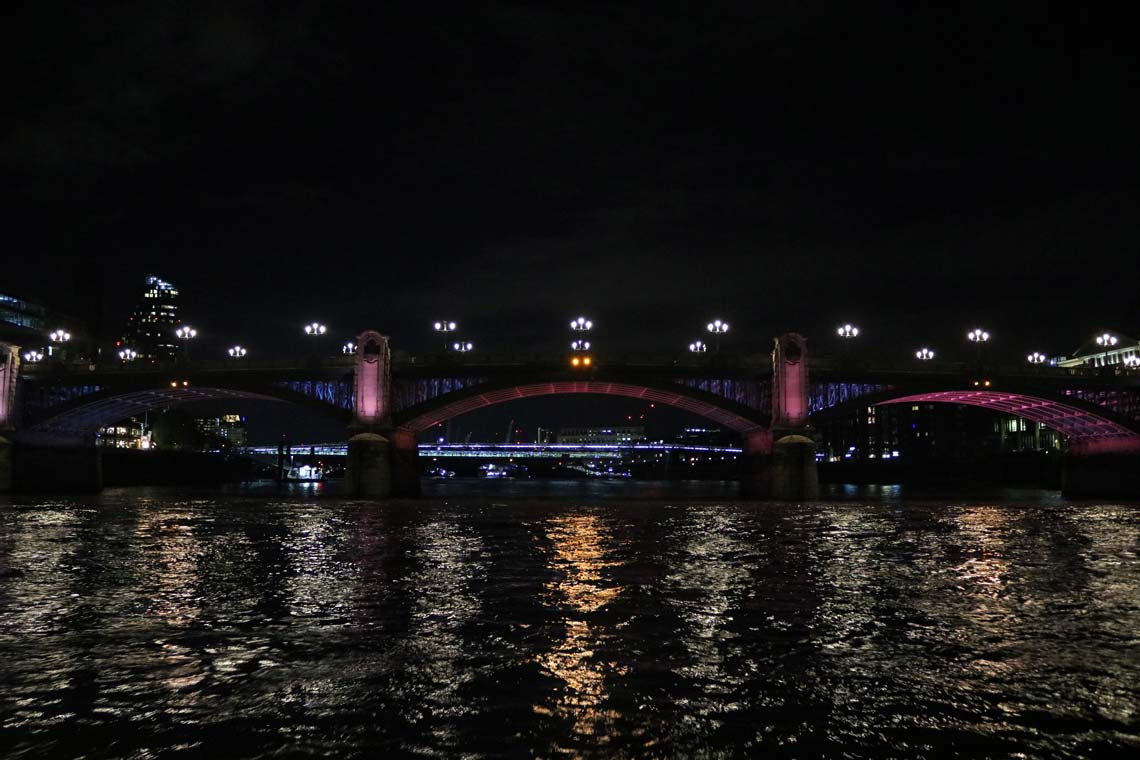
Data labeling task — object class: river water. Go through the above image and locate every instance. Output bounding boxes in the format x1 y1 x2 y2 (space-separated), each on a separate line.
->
1 481 1137 758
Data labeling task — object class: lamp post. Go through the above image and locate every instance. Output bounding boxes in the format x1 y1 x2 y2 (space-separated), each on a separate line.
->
1124 356 1140 370
706 319 729 352
1027 352 1047 365
304 322 327 337
227 345 247 358
837 323 859 357
22 349 44 363
452 341 474 353
570 316 593 332
434 320 457 350
175 325 197 359
342 341 357 355
118 348 138 362
570 340 590 352
48 328 71 359
915 347 935 361
967 328 990 363
689 340 707 353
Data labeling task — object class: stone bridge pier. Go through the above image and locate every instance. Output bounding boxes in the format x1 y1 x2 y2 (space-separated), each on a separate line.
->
344 331 419 498
1 344 17 492
1 343 103 493
764 333 819 500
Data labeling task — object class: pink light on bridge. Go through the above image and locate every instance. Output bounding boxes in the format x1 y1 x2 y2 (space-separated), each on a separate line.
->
353 331 391 427
772 333 810 429
881 390 1140 454
395 381 769 438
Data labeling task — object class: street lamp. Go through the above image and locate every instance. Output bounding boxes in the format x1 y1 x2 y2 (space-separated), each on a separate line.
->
227 345 247 358
342 341 357 355
22 349 43 363
175 325 197 359
967 328 990 363
570 316 593 332
434 321 457 350
303 322 327 337
915 347 935 361
706 319 729 352
1027 352 1047 365
452 341 474 353
571 340 590 351
1124 356 1140 369
1096 333 1118 348
48 328 71 358
689 340 708 353
118 348 138 362
837 324 859 339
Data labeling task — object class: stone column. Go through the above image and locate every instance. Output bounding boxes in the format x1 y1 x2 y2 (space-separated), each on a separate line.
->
739 428 772 498
345 331 399 498
390 428 421 497
12 433 103 493
0 434 12 493
1061 437 1140 498
0 344 20 493
345 432 392 497
767 333 819 500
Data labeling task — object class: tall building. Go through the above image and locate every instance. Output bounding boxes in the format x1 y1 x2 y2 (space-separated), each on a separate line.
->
119 275 181 360
194 413 248 449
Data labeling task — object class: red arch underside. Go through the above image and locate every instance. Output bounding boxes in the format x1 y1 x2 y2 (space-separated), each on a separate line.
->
396 381 768 436
880 391 1140 452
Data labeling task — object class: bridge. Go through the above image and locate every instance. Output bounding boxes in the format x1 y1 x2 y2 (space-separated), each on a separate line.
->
2 331 1140 497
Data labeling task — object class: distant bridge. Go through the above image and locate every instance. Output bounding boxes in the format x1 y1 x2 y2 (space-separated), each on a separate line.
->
244 442 744 459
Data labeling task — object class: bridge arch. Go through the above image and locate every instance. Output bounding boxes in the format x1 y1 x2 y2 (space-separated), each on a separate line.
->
20 384 353 441
391 380 772 448
815 386 1140 455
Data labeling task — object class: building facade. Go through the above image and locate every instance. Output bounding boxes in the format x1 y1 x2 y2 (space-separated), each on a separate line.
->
119 275 181 361
557 426 646 444
194 413 248 449
1056 332 1139 369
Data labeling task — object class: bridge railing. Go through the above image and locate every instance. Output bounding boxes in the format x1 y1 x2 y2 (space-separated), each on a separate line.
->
809 357 1134 380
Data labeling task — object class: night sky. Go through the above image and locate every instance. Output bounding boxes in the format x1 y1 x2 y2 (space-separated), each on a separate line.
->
4 4 1138 439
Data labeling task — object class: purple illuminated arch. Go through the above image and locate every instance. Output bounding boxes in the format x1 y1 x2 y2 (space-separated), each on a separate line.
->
394 380 770 441
25 387 281 437
880 390 1140 454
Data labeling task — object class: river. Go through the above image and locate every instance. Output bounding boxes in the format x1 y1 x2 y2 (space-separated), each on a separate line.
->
1 481 1137 758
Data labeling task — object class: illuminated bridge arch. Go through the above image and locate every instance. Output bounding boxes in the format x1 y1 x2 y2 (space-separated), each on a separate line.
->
391 380 772 442
874 389 1140 455
21 385 353 440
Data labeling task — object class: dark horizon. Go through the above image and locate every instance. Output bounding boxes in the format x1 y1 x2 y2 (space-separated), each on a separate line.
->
4 4 1138 363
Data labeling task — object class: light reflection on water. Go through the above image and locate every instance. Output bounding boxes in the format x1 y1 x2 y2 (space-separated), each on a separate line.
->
0 485 1138 758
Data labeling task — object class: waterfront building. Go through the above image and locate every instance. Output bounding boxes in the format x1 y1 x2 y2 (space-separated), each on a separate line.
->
119 275 181 360
0 293 48 333
0 292 81 351
557 425 646 444
194 413 248 448
1056 333 1140 369
97 417 152 449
